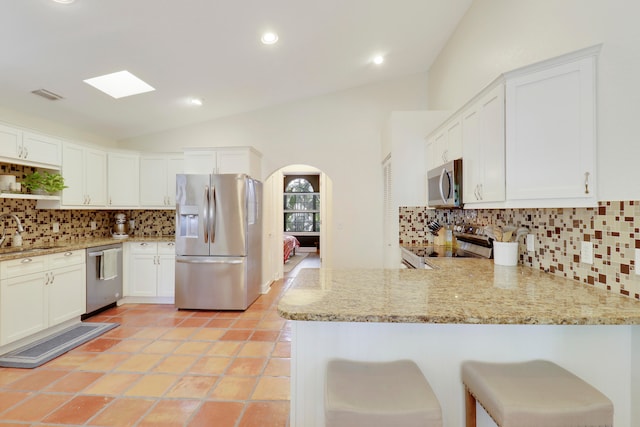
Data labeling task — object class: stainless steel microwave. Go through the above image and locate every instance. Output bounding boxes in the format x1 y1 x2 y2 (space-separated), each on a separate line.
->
427 158 463 208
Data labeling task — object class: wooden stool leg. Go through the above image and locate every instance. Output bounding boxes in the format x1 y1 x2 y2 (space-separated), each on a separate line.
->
465 387 477 427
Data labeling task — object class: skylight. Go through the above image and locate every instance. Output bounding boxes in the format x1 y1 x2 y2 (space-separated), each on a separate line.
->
83 70 155 99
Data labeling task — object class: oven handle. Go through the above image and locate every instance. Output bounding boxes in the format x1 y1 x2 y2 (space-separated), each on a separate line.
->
88 248 123 257
401 259 416 269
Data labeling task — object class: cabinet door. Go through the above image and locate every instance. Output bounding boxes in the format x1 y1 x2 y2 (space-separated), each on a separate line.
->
166 156 183 206
506 56 595 202
139 156 168 207
108 153 140 207
22 132 61 167
462 107 481 203
157 254 175 297
445 118 462 161
61 143 86 206
216 149 250 174
85 148 107 206
48 263 86 325
0 124 22 161
129 253 157 297
477 85 505 203
0 272 46 345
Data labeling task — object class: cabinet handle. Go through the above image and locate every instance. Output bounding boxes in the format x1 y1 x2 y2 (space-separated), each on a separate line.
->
50 272 54 284
584 172 590 194
478 184 483 200
23 146 28 158
140 242 149 246
64 252 73 256
21 258 32 264
109 197 112 205
167 242 175 246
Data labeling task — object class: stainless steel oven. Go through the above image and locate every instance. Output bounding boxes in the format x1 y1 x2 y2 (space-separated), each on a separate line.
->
427 159 463 208
84 243 123 317
401 226 493 269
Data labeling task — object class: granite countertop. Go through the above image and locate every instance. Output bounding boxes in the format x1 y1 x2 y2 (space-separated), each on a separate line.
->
0 236 175 261
277 259 640 325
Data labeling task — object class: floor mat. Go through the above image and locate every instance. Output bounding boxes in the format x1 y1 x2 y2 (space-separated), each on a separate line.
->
0 322 119 369
283 252 309 273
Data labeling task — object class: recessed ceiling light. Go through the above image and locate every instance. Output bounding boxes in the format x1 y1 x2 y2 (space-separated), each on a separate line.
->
261 32 278 45
83 70 155 99
373 55 385 65
52 0 76 4
189 97 204 106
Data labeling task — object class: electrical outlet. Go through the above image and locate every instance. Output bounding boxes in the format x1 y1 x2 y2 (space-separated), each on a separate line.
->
526 234 535 252
581 241 593 264
52 222 60 233
90 221 97 230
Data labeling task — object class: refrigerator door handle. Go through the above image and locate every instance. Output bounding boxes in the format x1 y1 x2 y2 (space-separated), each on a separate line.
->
210 185 217 243
203 185 210 243
176 258 244 264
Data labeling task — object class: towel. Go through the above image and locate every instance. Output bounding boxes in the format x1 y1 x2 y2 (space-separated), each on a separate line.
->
100 248 118 280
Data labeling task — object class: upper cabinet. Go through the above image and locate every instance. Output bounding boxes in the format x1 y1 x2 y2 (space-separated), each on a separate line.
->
428 44 599 209
139 154 184 208
462 82 506 205
107 152 140 207
0 124 61 169
183 147 262 179
426 117 462 171
61 142 107 207
504 46 598 207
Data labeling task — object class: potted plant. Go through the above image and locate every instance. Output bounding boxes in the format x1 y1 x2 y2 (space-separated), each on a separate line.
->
22 171 67 195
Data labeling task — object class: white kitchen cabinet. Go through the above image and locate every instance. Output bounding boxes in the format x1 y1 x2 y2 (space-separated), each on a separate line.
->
61 142 107 207
0 124 61 168
108 152 140 207
426 117 462 170
139 154 183 208
127 241 175 298
504 46 598 207
0 250 86 346
462 82 506 205
183 147 262 178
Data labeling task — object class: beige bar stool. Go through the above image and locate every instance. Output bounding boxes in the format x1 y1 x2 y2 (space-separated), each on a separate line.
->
325 359 442 427
461 360 613 427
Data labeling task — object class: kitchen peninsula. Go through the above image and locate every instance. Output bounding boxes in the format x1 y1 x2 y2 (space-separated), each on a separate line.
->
278 260 640 427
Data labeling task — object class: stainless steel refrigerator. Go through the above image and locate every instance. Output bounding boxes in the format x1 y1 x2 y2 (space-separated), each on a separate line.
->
175 174 262 310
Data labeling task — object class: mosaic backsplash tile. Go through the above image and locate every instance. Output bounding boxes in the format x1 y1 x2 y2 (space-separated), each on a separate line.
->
399 202 640 301
0 199 175 246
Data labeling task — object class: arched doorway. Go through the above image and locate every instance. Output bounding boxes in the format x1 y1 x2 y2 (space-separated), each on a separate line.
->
261 164 333 289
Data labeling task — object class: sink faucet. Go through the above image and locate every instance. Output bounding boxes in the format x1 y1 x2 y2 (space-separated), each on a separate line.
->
0 213 25 247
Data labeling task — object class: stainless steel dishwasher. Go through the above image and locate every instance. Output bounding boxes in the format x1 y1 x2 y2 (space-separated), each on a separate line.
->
85 243 123 317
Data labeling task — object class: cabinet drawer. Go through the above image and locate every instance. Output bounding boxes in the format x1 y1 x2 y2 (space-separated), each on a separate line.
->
158 241 176 255
129 242 157 254
1 255 47 279
49 250 85 268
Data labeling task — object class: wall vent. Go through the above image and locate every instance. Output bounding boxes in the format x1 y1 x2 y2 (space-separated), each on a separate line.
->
31 88 64 101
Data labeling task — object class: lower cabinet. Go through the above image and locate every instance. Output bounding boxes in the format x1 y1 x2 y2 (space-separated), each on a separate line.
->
0 250 86 346
127 242 175 298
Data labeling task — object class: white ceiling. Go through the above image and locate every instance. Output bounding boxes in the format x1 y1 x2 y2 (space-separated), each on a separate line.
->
1 0 472 140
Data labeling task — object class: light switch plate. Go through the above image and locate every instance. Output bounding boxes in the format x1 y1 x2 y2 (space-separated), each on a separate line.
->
90 221 97 230
581 241 593 264
52 222 60 233
526 234 535 252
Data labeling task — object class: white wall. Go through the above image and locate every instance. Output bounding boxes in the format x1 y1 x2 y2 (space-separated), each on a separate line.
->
427 0 640 201
119 73 429 268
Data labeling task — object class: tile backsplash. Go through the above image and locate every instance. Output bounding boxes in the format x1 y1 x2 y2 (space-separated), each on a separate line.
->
399 201 640 301
0 198 175 246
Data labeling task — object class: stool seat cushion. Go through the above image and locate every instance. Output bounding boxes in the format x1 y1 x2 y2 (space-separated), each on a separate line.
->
462 360 613 427
326 359 442 427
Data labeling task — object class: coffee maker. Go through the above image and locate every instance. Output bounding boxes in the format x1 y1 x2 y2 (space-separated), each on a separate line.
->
112 213 129 238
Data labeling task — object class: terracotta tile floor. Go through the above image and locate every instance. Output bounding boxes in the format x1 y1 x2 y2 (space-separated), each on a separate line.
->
0 253 319 427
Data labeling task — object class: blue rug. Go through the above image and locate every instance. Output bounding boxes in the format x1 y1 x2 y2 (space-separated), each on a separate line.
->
0 322 119 369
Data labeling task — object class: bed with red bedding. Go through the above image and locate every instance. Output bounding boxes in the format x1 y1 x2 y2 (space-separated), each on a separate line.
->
283 235 300 263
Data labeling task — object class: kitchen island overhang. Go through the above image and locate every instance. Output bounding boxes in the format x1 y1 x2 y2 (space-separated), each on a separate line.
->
278 262 640 427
